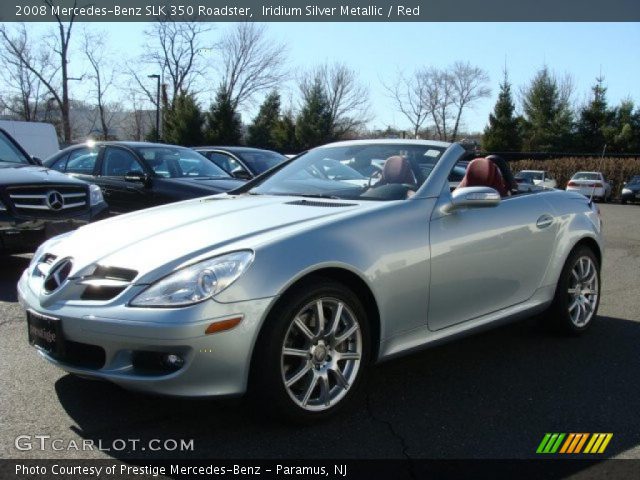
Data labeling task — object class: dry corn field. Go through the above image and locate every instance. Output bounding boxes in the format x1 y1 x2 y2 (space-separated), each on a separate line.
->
509 157 640 199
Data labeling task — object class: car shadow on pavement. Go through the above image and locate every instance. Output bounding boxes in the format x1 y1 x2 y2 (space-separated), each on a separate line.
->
53 314 640 464
0 254 30 302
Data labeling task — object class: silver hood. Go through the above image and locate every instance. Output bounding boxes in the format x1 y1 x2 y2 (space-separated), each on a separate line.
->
42 194 372 281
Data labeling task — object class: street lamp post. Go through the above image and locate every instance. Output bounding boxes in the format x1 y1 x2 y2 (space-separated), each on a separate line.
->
148 74 161 141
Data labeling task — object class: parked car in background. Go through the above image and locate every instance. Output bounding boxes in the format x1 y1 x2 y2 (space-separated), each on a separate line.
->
0 120 60 160
566 171 612 202
514 174 544 193
20 140 603 421
194 146 287 180
620 175 640 204
45 142 244 215
516 170 557 189
0 128 107 254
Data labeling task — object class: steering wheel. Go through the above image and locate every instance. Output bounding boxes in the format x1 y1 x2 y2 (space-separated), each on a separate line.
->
366 165 384 188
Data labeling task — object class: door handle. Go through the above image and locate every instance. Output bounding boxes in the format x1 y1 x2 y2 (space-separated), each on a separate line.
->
536 214 554 229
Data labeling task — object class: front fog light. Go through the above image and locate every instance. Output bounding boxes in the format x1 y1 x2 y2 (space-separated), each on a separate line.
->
162 354 184 370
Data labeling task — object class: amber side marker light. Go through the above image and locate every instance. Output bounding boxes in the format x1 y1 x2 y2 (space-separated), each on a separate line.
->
205 316 243 335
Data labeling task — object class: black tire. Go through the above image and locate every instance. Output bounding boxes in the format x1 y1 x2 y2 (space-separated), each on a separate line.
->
621 199 627 205
543 246 601 335
250 277 371 423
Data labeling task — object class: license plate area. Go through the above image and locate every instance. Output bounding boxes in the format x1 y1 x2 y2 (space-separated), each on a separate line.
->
27 310 65 357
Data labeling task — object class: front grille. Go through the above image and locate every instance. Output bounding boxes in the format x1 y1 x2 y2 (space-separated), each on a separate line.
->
7 184 88 217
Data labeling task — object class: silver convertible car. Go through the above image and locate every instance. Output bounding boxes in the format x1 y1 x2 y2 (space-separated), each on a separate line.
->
18 140 603 421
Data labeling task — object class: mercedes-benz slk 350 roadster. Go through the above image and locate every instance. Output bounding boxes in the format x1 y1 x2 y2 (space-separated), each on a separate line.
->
18 140 603 421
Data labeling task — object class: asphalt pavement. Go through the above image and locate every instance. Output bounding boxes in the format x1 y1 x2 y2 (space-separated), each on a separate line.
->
1 203 639 462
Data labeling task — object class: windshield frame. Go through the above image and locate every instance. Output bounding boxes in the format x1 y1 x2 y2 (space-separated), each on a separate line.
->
0 129 34 165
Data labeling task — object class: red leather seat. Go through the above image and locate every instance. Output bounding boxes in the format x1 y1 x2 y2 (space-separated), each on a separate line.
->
457 157 508 197
379 156 416 186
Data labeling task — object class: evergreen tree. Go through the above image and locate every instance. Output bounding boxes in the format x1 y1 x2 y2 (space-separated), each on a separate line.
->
247 91 281 149
204 88 243 145
295 79 332 150
162 91 204 146
273 110 299 153
606 99 640 153
575 76 614 153
521 67 574 152
482 71 522 152
145 126 160 142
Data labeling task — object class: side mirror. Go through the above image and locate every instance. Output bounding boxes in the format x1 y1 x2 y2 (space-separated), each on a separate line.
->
124 171 150 186
32 156 43 166
442 186 501 214
231 168 252 180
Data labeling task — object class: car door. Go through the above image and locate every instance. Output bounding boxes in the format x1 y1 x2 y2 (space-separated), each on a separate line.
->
427 193 558 331
98 146 153 214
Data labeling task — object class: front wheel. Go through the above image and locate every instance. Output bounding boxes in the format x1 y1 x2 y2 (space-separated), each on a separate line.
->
251 279 370 422
544 246 601 334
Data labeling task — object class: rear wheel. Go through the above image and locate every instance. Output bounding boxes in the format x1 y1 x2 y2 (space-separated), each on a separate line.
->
544 246 600 334
251 278 370 422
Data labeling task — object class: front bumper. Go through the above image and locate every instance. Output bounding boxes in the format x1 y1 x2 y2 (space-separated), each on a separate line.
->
17 270 275 397
0 203 109 253
621 191 640 202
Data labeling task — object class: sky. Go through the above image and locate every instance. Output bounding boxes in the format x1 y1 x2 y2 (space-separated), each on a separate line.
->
24 22 640 134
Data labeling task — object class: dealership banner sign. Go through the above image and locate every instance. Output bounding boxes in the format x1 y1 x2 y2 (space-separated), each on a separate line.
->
2 0 639 22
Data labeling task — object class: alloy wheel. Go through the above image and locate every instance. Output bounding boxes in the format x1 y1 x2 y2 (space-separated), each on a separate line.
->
567 256 599 327
280 297 362 412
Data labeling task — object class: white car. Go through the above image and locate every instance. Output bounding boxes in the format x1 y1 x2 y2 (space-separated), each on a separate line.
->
517 170 558 189
566 171 612 202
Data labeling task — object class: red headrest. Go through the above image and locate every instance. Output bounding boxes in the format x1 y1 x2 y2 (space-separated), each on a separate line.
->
457 157 508 196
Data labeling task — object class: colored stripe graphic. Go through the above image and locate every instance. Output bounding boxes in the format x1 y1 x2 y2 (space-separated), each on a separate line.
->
537 433 613 454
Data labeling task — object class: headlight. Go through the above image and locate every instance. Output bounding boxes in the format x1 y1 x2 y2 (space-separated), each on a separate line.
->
622 188 632 195
130 251 254 307
89 184 104 206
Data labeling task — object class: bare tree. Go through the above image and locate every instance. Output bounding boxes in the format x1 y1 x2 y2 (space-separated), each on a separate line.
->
129 19 212 107
300 62 370 138
449 61 491 141
83 29 117 139
383 69 429 138
0 24 47 121
0 1 78 143
421 67 456 141
218 23 287 110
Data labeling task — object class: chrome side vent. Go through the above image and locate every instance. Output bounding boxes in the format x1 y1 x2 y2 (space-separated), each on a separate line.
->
77 265 138 301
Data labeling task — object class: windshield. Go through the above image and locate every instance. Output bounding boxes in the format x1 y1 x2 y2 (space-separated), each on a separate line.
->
518 171 543 181
0 131 30 164
627 176 640 186
573 172 600 181
135 147 230 178
237 150 287 174
249 143 446 201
